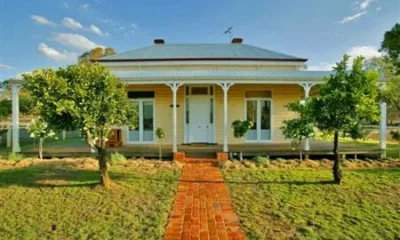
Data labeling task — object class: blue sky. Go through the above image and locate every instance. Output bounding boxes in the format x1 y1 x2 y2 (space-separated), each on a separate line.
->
0 0 399 80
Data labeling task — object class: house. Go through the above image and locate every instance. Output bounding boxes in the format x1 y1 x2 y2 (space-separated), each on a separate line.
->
9 38 389 158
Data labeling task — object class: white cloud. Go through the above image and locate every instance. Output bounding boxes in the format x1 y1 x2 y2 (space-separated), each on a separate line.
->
307 46 381 71
31 15 55 26
0 63 13 70
90 25 104 36
376 7 381 11
38 43 78 62
131 23 138 29
359 0 375 9
340 11 367 24
80 3 90 10
347 46 381 60
53 33 103 51
307 63 336 71
62 17 83 29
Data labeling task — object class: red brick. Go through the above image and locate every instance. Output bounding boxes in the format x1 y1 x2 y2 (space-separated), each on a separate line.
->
164 159 245 240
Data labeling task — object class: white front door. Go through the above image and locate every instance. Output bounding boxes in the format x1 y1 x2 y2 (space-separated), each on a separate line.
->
189 96 209 143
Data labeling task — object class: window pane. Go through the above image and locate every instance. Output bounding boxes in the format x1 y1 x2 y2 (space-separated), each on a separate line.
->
209 86 213 95
260 100 271 140
245 90 272 98
128 102 140 142
246 100 257 140
142 101 154 141
191 87 208 95
127 91 155 99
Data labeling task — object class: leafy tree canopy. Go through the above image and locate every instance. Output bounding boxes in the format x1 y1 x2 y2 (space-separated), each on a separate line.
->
381 23 400 75
79 47 116 63
23 62 137 187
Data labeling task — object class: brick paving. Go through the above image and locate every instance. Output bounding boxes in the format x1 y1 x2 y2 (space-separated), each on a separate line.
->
164 159 246 240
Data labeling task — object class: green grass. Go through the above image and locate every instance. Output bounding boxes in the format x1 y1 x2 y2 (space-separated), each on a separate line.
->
223 168 400 240
0 163 180 240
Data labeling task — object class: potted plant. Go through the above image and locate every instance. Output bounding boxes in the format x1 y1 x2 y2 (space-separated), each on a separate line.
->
156 127 165 160
231 119 253 161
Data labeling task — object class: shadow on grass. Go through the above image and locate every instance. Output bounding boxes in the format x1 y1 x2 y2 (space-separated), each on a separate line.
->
0 166 100 188
0 165 180 189
226 180 334 185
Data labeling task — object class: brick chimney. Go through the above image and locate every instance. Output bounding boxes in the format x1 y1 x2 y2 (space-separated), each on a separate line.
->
154 39 165 44
231 38 243 44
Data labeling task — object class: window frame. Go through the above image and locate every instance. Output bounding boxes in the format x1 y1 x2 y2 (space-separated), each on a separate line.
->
244 97 273 143
127 98 156 144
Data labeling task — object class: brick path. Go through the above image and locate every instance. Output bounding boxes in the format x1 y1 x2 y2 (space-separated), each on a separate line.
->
164 159 245 240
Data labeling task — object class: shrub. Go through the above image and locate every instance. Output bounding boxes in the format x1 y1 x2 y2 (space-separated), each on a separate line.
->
108 152 126 166
7 152 24 161
252 156 270 166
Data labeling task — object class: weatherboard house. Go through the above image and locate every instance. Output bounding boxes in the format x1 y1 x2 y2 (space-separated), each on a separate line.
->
9 38 388 158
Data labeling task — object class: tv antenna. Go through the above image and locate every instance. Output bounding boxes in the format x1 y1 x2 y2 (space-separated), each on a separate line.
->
224 26 233 41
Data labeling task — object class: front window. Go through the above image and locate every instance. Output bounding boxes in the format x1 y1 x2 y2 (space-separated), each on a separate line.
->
128 91 155 143
246 98 272 141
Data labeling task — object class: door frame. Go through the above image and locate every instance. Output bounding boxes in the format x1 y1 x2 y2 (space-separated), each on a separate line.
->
184 85 215 144
244 97 273 143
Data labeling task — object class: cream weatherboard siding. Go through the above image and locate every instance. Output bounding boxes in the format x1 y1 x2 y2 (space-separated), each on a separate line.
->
122 84 185 145
121 83 302 145
214 84 301 144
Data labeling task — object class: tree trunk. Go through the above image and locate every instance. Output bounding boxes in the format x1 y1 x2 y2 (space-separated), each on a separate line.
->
333 131 342 184
39 138 43 160
98 147 110 188
354 140 358 161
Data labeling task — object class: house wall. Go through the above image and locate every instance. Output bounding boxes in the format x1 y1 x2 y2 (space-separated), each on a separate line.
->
121 83 301 145
122 84 185 145
215 84 301 143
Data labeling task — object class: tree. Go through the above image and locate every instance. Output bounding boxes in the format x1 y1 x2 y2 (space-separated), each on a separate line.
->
381 23 400 75
79 47 117 63
231 119 253 160
312 55 379 184
288 55 379 184
27 118 57 160
156 127 165 160
281 101 315 161
23 63 136 188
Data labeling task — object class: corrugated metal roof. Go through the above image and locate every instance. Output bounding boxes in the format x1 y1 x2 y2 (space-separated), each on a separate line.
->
111 70 332 82
98 43 306 62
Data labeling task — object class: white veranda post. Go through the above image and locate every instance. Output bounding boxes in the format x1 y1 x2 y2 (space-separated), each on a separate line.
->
167 83 182 153
300 83 314 152
12 84 21 152
217 82 234 152
379 101 387 157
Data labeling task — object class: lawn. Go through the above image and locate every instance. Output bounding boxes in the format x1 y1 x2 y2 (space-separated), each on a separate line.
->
223 167 400 240
0 159 181 240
